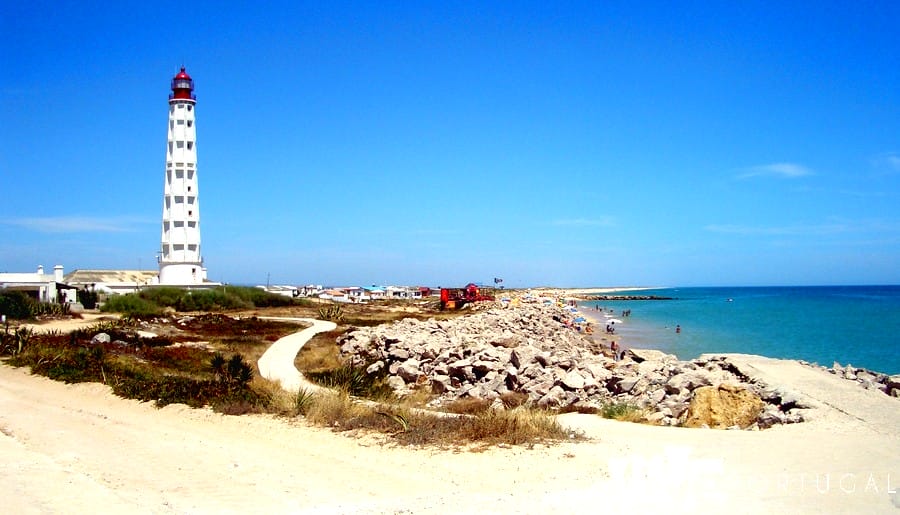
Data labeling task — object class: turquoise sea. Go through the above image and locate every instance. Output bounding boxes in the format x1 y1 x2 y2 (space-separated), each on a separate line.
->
580 286 900 375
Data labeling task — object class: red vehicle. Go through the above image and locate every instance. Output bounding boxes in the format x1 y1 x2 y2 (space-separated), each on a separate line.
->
440 283 494 310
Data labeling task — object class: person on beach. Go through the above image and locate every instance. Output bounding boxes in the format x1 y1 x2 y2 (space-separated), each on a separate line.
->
676 324 681 334
611 340 619 360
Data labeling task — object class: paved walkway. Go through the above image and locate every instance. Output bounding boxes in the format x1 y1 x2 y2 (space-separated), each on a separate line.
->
708 353 900 435
256 317 336 393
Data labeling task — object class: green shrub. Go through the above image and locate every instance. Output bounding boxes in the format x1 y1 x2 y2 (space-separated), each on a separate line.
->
0 290 37 319
77 289 99 309
112 375 226 407
220 286 295 308
600 401 645 422
104 286 297 314
137 287 185 307
101 294 162 316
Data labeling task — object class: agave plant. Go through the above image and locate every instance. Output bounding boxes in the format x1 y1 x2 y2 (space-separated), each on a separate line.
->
294 388 315 415
317 304 344 322
377 410 410 433
227 354 253 387
210 353 226 382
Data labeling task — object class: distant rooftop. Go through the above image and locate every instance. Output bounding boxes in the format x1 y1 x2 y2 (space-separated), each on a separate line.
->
65 269 158 285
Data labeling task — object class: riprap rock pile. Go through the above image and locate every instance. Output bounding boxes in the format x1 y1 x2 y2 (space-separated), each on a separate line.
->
337 303 804 428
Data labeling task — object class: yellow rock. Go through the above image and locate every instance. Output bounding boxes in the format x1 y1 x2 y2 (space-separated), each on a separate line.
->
682 384 764 429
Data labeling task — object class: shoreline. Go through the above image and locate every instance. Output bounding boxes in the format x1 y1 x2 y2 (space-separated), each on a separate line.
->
339 295 900 430
565 285 900 376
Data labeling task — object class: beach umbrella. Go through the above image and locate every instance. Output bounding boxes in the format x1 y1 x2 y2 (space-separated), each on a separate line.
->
574 316 586 323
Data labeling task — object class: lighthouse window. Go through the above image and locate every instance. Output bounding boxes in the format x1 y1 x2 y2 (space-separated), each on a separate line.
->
187 142 193 150
187 186 191 192
177 104 184 109
177 119 184 125
187 120 193 127
176 141 184 149
187 105 192 111
188 210 193 217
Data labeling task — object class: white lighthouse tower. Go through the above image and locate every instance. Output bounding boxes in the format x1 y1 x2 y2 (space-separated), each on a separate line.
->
158 67 206 285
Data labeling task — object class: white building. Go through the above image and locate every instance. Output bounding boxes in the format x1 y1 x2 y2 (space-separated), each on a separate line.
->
0 265 76 304
65 269 159 296
158 67 207 285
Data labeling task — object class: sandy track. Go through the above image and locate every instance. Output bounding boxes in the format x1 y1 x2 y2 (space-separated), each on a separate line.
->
16 313 120 334
257 317 336 393
1 330 898 512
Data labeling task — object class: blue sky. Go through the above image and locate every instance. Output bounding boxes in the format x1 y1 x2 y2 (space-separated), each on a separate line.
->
2 1 899 287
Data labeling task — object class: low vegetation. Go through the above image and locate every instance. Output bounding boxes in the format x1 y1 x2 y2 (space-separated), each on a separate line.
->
599 401 647 422
294 389 573 447
2 299 580 447
0 289 73 320
100 286 312 316
1 315 301 413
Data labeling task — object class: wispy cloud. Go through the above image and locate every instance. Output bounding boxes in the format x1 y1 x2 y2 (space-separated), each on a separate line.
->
871 152 900 175
550 217 616 227
705 218 900 237
736 162 813 180
704 222 848 236
4 216 153 233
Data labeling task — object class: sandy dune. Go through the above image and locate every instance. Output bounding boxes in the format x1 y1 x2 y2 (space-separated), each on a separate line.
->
1 320 898 513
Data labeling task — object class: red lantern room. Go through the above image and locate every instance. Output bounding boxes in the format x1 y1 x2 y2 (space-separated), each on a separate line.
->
169 67 196 101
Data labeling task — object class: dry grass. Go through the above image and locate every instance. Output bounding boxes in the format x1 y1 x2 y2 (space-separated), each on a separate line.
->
250 377 301 416
295 330 343 373
499 391 530 409
398 387 434 409
304 391 401 433
443 397 493 415
296 391 573 447
395 407 573 447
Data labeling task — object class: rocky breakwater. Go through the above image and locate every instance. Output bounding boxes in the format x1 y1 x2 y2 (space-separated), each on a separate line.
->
337 303 805 429
822 361 900 398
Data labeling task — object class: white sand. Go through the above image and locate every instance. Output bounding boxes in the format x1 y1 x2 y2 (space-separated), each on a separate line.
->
1 321 898 513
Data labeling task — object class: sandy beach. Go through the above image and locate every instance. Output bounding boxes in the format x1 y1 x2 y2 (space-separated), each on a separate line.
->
2 311 899 513
1 359 898 513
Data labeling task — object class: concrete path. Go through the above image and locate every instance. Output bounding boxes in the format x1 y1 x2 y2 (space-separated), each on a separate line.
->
706 353 900 434
256 317 336 393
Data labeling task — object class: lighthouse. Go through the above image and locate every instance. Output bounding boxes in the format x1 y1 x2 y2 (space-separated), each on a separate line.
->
158 67 206 285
